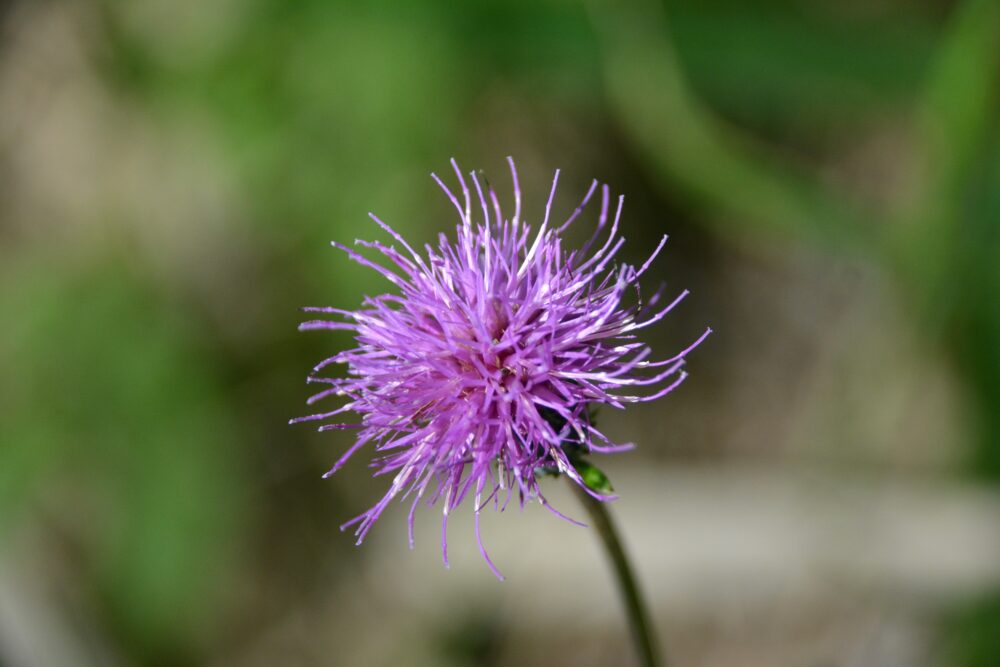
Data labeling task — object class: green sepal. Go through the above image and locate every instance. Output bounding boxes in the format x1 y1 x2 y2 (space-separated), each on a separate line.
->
577 460 615 494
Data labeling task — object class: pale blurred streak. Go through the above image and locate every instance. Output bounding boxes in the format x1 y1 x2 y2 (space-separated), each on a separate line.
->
373 464 1000 612
0 544 121 667
209 464 1000 666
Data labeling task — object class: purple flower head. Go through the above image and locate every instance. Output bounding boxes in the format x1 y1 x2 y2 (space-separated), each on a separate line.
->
293 158 709 579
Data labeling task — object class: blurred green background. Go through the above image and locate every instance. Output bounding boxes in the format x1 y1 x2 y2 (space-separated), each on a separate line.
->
2 0 999 665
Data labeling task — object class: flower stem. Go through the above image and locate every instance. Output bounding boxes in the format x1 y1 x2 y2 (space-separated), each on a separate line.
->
569 479 663 667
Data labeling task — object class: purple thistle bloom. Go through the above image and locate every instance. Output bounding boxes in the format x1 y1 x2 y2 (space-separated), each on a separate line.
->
293 158 710 579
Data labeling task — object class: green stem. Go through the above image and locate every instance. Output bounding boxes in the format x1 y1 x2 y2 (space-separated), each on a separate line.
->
569 479 663 667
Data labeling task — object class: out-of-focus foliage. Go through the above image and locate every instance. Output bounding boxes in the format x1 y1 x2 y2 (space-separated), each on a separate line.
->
0 253 244 661
1 0 998 665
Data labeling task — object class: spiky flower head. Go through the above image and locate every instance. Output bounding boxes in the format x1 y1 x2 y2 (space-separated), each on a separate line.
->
293 158 709 578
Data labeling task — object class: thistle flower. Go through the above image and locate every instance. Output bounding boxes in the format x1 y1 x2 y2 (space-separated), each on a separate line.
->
293 158 709 579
